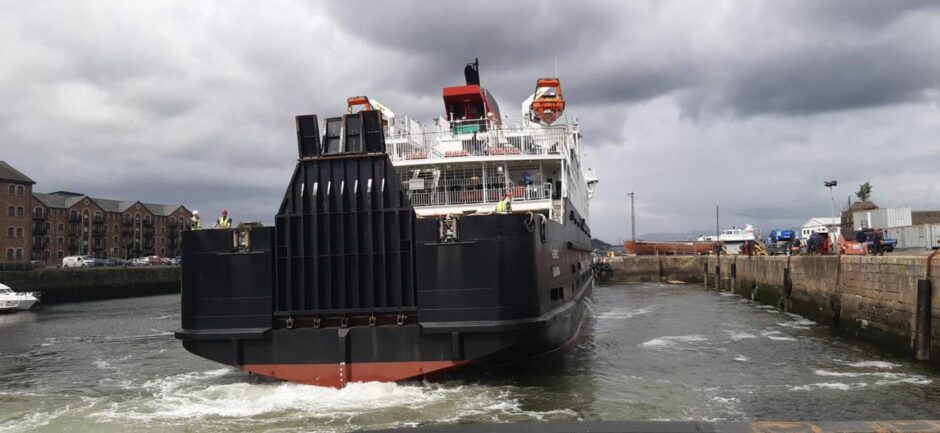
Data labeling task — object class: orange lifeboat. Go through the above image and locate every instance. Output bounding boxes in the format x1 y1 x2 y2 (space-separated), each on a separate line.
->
531 78 565 125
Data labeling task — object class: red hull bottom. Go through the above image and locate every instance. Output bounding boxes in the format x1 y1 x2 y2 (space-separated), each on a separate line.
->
240 360 464 388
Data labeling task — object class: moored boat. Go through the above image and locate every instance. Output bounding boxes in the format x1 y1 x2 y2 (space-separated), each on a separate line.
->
0 283 40 312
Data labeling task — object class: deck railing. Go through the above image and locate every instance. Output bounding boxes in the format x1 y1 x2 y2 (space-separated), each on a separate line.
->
386 125 570 163
407 183 552 208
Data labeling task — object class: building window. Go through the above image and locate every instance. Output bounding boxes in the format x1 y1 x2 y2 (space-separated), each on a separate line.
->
5 248 12 259
7 185 13 195
34 207 43 218
58 237 63 245
6 206 13 216
15 249 22 259
58 223 64 232
57 251 63 258
16 206 24 216
16 227 23 238
16 185 24 195
6 227 12 238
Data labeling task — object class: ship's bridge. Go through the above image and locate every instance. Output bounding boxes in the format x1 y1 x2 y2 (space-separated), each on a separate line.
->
384 116 587 221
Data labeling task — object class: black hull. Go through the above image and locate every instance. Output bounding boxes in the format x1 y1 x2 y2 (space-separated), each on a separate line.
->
176 111 595 387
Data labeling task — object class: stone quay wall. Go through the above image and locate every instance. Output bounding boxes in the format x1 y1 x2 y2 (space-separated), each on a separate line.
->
0 267 180 303
599 254 940 365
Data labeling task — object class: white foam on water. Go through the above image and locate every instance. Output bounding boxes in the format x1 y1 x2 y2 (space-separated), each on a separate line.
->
789 382 863 391
760 330 797 341
843 360 901 369
640 335 708 348
595 306 656 320
776 315 816 330
87 368 576 427
814 370 932 385
733 355 749 362
874 377 933 386
0 401 88 432
725 330 757 341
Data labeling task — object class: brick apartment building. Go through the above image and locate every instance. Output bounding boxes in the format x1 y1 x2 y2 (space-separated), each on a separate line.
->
1 161 191 265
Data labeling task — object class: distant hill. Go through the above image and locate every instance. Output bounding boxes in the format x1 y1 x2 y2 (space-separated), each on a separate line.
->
591 238 613 250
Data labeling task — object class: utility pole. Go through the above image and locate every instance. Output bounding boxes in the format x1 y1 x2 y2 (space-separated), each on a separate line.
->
715 205 719 241
628 192 635 242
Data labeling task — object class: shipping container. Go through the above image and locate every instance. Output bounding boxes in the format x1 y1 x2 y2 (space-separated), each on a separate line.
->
852 207 912 230
885 224 931 249
930 224 940 249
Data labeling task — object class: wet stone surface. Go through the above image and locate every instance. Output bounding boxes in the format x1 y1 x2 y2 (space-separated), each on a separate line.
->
1 284 939 432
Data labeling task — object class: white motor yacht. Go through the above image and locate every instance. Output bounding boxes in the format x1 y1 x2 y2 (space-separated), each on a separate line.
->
0 283 39 311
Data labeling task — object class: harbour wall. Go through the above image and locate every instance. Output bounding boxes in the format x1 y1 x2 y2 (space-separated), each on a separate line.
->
599 255 940 365
0 267 181 303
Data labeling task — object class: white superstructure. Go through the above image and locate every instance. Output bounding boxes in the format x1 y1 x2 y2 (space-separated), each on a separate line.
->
384 114 595 223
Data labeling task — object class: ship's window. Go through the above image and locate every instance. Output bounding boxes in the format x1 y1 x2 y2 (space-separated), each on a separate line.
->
550 287 563 301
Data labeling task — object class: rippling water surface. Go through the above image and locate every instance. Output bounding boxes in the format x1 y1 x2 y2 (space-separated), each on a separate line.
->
2 283 939 432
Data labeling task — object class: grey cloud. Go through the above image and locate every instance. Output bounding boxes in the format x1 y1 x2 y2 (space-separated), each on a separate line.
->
1 0 939 243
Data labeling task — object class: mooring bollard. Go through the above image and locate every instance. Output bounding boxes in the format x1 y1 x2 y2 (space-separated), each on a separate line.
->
703 262 709 288
781 267 792 312
730 262 737 294
714 264 721 290
915 279 932 361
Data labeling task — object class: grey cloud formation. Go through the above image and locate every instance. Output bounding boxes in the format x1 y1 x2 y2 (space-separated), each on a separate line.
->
1 1 939 243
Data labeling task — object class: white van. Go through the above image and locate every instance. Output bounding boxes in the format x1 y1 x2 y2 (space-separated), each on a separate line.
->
62 255 95 268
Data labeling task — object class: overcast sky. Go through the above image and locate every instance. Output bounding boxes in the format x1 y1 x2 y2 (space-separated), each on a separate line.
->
2 1 939 243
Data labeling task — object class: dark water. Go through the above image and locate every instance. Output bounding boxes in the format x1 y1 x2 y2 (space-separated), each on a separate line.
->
2 283 939 432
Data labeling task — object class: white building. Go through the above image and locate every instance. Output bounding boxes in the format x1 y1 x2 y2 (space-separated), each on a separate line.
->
800 217 841 242
852 207 911 230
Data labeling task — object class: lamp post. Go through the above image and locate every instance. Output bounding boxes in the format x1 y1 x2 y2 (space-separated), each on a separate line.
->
824 181 838 249
627 192 635 243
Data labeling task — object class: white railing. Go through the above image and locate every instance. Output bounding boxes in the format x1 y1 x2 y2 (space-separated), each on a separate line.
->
386 125 570 162
407 183 553 208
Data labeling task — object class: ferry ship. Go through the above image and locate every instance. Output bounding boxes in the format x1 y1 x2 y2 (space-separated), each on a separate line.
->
175 59 599 387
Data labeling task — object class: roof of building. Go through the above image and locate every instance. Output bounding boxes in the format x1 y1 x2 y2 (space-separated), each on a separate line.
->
0 161 36 184
142 203 184 216
33 192 86 209
88 197 139 213
33 191 185 214
802 217 841 227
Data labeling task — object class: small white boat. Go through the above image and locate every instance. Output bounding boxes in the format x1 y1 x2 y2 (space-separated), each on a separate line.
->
698 224 762 255
0 283 39 311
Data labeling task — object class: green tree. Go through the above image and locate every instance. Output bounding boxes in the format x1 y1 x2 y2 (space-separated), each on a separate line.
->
856 182 872 202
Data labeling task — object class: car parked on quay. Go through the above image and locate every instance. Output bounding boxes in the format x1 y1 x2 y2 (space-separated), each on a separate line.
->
61 255 96 268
